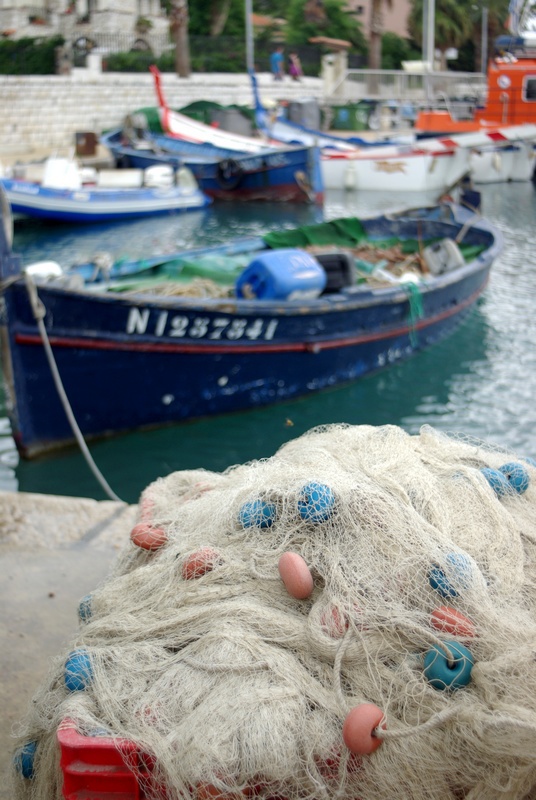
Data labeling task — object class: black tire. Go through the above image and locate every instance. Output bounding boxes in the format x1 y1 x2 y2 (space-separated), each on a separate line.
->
216 158 243 190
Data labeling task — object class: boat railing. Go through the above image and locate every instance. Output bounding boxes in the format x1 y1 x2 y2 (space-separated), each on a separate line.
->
323 68 487 110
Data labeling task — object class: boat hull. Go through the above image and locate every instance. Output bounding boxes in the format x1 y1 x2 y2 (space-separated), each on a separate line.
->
321 147 471 192
470 142 536 183
0 207 499 458
102 130 323 204
0 179 211 222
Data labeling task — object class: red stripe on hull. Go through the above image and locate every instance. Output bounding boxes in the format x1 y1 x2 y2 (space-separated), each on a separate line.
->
14 279 487 355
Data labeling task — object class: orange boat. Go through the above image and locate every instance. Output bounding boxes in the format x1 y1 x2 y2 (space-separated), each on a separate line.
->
416 35 536 133
414 31 536 182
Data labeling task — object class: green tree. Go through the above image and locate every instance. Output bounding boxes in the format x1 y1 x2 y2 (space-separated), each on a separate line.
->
254 0 289 17
369 0 392 70
285 0 366 51
189 0 244 36
408 0 473 69
381 31 420 70
188 2 216 35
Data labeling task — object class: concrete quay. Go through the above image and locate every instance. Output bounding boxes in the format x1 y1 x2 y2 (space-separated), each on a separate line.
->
0 70 325 162
0 490 137 799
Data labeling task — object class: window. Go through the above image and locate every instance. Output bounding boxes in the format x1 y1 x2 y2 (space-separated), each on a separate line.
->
523 77 536 100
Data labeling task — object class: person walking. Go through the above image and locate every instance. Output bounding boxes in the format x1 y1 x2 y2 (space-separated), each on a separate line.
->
288 52 303 81
270 46 284 80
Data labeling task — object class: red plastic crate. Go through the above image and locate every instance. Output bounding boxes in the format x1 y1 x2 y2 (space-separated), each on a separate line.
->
58 718 162 799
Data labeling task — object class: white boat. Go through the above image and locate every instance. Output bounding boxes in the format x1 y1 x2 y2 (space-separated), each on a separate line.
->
150 68 472 195
249 72 536 186
150 66 274 154
320 142 471 192
0 157 211 223
466 140 535 183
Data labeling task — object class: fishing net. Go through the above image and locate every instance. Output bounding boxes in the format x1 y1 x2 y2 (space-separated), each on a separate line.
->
10 423 536 800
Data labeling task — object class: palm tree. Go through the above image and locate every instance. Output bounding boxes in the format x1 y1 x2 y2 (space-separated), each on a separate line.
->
408 0 473 69
209 0 233 36
369 0 393 70
169 0 190 77
472 0 510 70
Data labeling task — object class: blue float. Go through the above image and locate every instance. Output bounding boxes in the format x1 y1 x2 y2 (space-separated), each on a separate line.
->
499 462 530 494
239 499 277 529
297 482 335 522
78 594 92 622
13 741 37 779
423 640 474 690
65 648 93 692
481 467 511 497
429 552 472 598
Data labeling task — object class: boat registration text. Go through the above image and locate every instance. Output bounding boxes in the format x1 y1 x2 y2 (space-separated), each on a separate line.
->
127 307 279 340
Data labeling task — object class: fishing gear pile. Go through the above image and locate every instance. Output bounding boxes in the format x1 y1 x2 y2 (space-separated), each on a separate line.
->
11 423 536 800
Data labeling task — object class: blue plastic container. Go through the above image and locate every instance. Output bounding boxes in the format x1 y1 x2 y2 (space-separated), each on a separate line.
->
235 249 327 301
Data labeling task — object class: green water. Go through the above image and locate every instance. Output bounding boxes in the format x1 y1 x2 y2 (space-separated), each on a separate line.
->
1 184 535 504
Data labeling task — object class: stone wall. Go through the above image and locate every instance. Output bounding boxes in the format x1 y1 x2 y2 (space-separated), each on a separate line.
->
0 70 324 158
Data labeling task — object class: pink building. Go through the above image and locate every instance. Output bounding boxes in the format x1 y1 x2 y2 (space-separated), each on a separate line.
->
345 0 412 39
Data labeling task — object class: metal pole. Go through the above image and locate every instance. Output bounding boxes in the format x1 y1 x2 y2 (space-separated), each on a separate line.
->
422 0 429 63
424 0 435 104
245 0 254 73
481 6 488 73
427 0 435 69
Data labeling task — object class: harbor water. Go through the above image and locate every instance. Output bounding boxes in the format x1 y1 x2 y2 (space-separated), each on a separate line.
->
1 182 535 505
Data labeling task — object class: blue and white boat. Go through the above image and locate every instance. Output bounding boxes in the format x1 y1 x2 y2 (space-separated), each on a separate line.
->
101 126 323 204
0 157 211 223
0 185 502 458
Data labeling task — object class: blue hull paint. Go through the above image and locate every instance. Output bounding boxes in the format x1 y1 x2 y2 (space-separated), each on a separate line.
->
0 177 211 223
101 129 323 204
0 201 502 457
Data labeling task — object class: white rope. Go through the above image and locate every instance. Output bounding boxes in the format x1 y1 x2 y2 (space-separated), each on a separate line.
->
23 272 124 503
375 705 461 741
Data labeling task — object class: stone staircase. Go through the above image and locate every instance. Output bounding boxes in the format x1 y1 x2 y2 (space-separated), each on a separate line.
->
0 70 324 159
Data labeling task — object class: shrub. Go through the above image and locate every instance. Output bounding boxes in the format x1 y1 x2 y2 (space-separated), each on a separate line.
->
105 51 155 72
0 35 65 74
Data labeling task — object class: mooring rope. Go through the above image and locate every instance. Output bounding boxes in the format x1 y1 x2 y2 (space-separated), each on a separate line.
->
23 272 124 503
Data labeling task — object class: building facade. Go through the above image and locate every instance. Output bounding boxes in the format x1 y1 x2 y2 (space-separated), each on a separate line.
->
0 0 168 54
345 0 412 39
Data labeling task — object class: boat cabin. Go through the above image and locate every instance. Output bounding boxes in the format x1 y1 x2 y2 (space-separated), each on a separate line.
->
417 34 536 132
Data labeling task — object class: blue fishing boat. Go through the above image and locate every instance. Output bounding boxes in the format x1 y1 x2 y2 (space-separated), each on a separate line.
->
0 186 502 459
100 126 323 204
0 158 211 224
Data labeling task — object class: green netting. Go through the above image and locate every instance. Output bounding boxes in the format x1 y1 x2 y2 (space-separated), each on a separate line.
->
263 219 436 253
132 107 163 133
263 218 487 264
178 101 222 124
263 217 367 249
175 254 250 283
405 282 425 346
178 101 256 125
108 254 250 293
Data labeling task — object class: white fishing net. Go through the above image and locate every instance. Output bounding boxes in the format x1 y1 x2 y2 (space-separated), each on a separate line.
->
11 424 536 800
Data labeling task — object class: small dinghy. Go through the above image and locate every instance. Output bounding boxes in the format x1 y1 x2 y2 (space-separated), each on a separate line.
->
0 156 211 223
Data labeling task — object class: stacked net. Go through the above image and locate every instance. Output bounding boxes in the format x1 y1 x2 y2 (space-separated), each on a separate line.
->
11 424 536 800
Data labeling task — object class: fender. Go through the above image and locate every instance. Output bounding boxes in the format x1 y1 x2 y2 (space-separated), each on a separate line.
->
216 158 244 190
